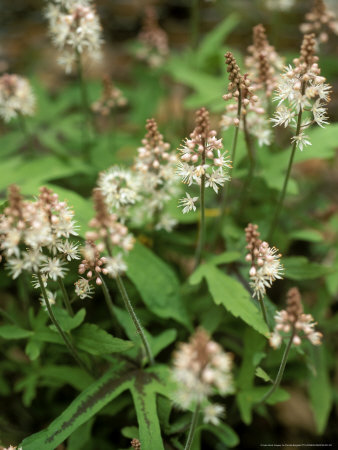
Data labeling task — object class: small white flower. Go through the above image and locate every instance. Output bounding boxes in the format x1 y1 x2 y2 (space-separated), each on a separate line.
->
178 192 199 214
41 257 67 281
271 105 296 128
270 331 283 349
205 170 227 194
39 290 57 310
6 258 25 279
75 277 94 299
203 403 225 426
104 253 127 278
291 132 312 151
57 240 80 261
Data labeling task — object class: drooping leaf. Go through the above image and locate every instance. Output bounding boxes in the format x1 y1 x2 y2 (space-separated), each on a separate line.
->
72 323 134 355
19 363 130 450
126 241 191 329
0 325 33 340
190 264 269 336
308 346 332 434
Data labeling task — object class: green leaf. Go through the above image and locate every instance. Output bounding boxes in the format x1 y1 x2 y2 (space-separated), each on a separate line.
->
308 347 332 434
198 423 239 448
121 426 139 439
208 251 241 266
25 340 42 360
0 325 33 339
283 256 333 280
19 363 131 450
126 241 191 329
72 323 134 355
289 229 323 243
295 123 338 162
50 308 86 332
190 264 269 336
67 418 95 450
255 367 272 383
195 14 239 68
38 366 93 391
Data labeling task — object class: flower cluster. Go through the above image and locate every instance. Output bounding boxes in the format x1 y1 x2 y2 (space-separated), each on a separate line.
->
0 185 79 282
91 75 127 116
221 53 270 147
81 188 134 280
178 107 231 213
300 0 338 43
0 73 35 122
271 33 331 150
246 24 283 99
133 118 178 230
270 287 323 349
245 223 283 300
45 0 103 73
136 6 169 68
172 328 233 424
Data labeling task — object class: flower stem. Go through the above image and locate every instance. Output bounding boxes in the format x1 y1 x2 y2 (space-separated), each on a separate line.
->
220 90 242 218
58 278 74 317
259 298 270 331
37 272 92 376
258 331 294 404
237 114 256 217
184 401 201 450
115 274 154 366
98 274 123 335
194 172 205 269
268 84 305 240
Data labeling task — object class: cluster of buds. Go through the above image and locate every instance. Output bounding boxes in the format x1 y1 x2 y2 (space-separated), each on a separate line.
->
0 73 35 123
172 328 233 424
45 0 103 73
132 118 178 231
81 188 134 280
78 240 107 287
246 24 283 98
271 33 331 150
178 107 231 213
136 6 169 68
221 53 271 147
91 75 127 116
270 287 323 349
300 0 338 43
245 223 283 300
130 439 141 450
0 185 79 282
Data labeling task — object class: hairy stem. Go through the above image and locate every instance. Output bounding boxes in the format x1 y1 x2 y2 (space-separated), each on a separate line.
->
37 272 92 376
259 297 270 331
220 90 242 218
259 331 294 404
268 83 305 240
58 278 74 317
98 274 123 335
115 274 154 366
76 50 91 161
184 401 201 450
194 172 205 269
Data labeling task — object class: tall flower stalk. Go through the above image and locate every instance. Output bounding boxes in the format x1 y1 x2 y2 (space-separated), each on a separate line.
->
268 33 331 239
245 223 283 329
177 108 231 267
81 188 154 366
260 287 322 403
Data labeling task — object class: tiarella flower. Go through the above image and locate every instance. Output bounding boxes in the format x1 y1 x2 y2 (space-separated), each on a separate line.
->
172 328 233 411
178 107 231 211
136 6 169 68
74 277 94 299
131 118 178 230
245 223 283 300
0 73 35 122
57 240 80 261
178 193 198 214
271 34 331 149
45 0 103 73
300 0 338 44
39 290 57 310
270 287 323 349
154 213 178 232
203 403 225 426
41 257 67 281
92 75 127 116
221 53 270 147
98 166 140 212
104 253 127 278
32 273 48 289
